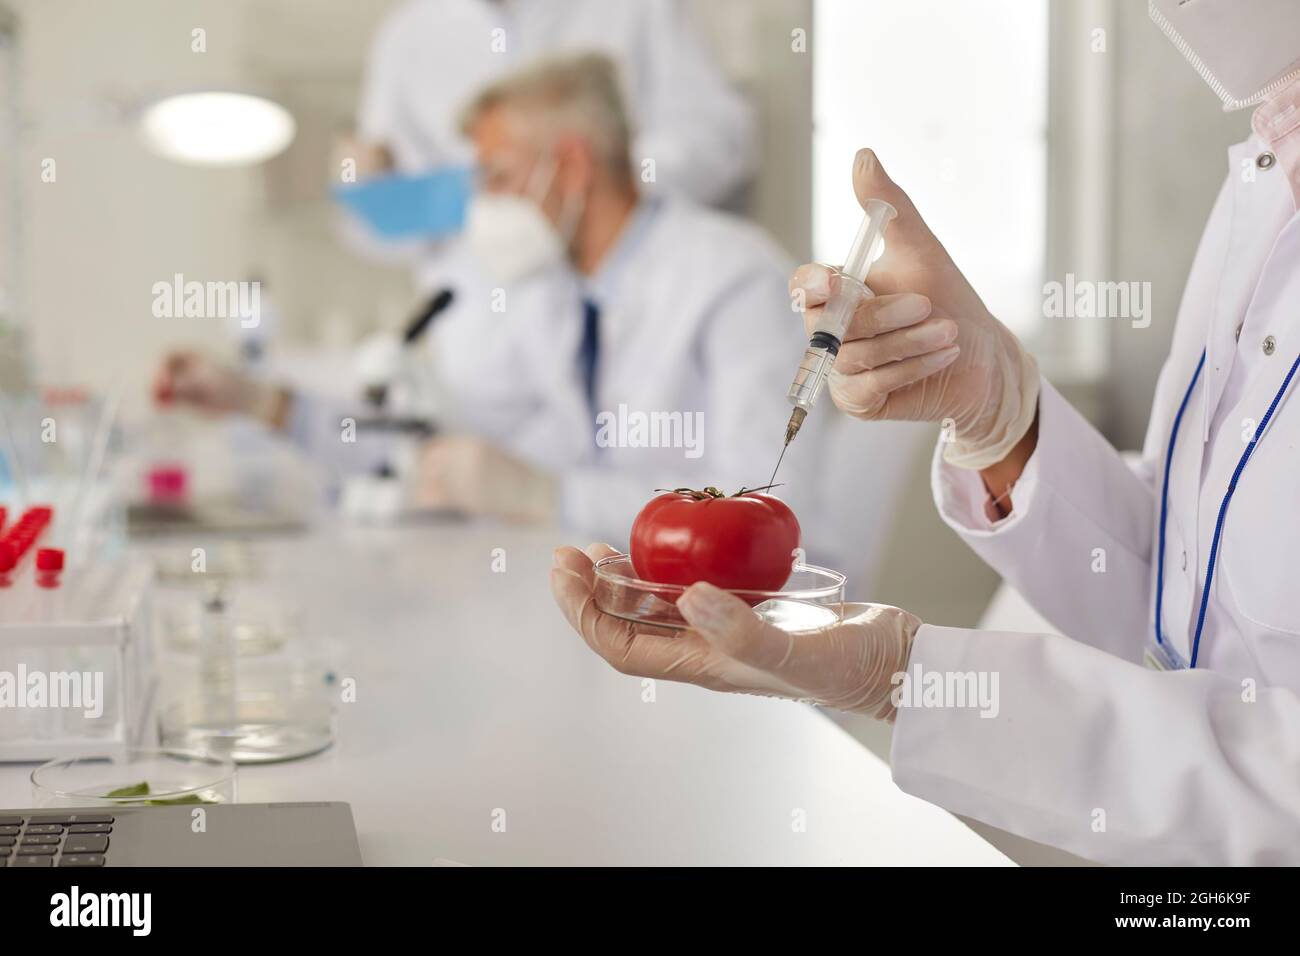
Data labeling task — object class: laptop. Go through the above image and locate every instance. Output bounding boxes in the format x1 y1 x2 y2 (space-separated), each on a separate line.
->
0 802 362 867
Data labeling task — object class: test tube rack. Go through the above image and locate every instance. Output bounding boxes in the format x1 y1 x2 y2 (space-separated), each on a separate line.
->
0 559 156 762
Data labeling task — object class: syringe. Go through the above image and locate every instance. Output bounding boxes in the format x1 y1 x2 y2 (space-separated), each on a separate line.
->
783 198 897 446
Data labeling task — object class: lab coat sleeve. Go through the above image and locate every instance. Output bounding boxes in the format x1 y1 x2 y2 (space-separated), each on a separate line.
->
891 622 1300 865
931 379 1155 663
632 0 758 205
282 389 390 487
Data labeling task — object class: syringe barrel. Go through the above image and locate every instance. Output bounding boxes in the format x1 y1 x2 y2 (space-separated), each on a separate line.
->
810 273 870 343
788 275 869 412
786 345 833 411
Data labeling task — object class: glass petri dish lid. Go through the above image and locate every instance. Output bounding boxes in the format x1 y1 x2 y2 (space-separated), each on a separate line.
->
592 553 846 631
31 748 237 808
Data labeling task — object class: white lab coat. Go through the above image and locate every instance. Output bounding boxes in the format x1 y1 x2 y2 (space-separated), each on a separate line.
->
890 133 1300 864
431 199 868 566
347 0 757 293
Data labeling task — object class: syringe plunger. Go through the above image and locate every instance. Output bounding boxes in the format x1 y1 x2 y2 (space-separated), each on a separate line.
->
841 198 896 283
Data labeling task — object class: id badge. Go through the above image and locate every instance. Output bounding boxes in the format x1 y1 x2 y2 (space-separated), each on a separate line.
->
1145 638 1188 672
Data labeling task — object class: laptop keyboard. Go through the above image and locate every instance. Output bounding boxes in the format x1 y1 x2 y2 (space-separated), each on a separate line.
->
0 814 112 867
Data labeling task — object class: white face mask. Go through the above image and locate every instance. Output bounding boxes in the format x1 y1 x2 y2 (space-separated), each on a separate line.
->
464 154 582 284
1149 0 1300 111
465 192 566 284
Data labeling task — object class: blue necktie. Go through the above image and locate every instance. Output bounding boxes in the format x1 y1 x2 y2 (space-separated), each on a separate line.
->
578 298 600 422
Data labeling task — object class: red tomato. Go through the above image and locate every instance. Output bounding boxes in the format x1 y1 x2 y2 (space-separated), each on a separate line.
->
629 489 801 591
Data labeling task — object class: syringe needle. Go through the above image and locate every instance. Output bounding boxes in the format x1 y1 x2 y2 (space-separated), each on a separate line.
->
769 405 806 488
767 442 788 491
785 406 807 445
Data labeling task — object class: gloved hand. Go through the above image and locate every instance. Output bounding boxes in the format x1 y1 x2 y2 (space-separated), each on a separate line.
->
153 351 289 427
789 149 1039 470
417 434 556 522
551 544 921 720
331 132 395 182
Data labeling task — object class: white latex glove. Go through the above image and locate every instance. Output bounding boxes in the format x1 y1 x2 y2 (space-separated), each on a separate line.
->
417 435 556 522
152 351 287 426
331 133 395 182
551 544 920 720
789 149 1039 470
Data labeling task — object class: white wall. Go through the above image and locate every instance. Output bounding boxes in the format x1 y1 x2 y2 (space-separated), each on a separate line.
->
1104 0 1250 449
692 0 813 259
9 0 406 408
813 0 1049 340
14 0 258 399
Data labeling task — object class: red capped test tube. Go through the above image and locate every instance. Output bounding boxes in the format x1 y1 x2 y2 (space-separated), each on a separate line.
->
0 540 15 588
35 548 64 589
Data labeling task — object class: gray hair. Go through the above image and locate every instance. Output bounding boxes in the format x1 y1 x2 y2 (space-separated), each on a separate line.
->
458 53 633 180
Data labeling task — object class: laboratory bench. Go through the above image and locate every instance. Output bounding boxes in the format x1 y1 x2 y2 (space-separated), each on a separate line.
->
0 520 1010 866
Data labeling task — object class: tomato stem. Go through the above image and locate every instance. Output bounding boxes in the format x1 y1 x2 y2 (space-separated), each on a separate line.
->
651 483 785 501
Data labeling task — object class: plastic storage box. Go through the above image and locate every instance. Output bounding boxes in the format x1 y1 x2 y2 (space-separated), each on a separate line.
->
0 559 155 761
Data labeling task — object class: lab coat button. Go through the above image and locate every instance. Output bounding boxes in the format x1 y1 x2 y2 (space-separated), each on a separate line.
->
1257 151 1276 169
1181 550 1188 571
1263 335 1276 356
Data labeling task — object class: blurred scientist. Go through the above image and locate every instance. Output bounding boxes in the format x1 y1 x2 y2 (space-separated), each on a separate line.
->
156 54 836 555
339 0 756 294
553 1 1300 864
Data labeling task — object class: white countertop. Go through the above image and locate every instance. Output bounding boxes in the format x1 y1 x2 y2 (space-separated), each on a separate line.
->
0 520 1010 866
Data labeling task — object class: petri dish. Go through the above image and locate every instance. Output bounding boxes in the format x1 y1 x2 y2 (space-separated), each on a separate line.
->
592 554 846 631
31 748 236 808
158 684 337 765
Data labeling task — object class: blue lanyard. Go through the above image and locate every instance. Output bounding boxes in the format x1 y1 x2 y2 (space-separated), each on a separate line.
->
1155 346 1300 667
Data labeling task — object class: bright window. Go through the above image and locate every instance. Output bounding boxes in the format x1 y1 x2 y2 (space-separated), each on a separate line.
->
813 0 1049 338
